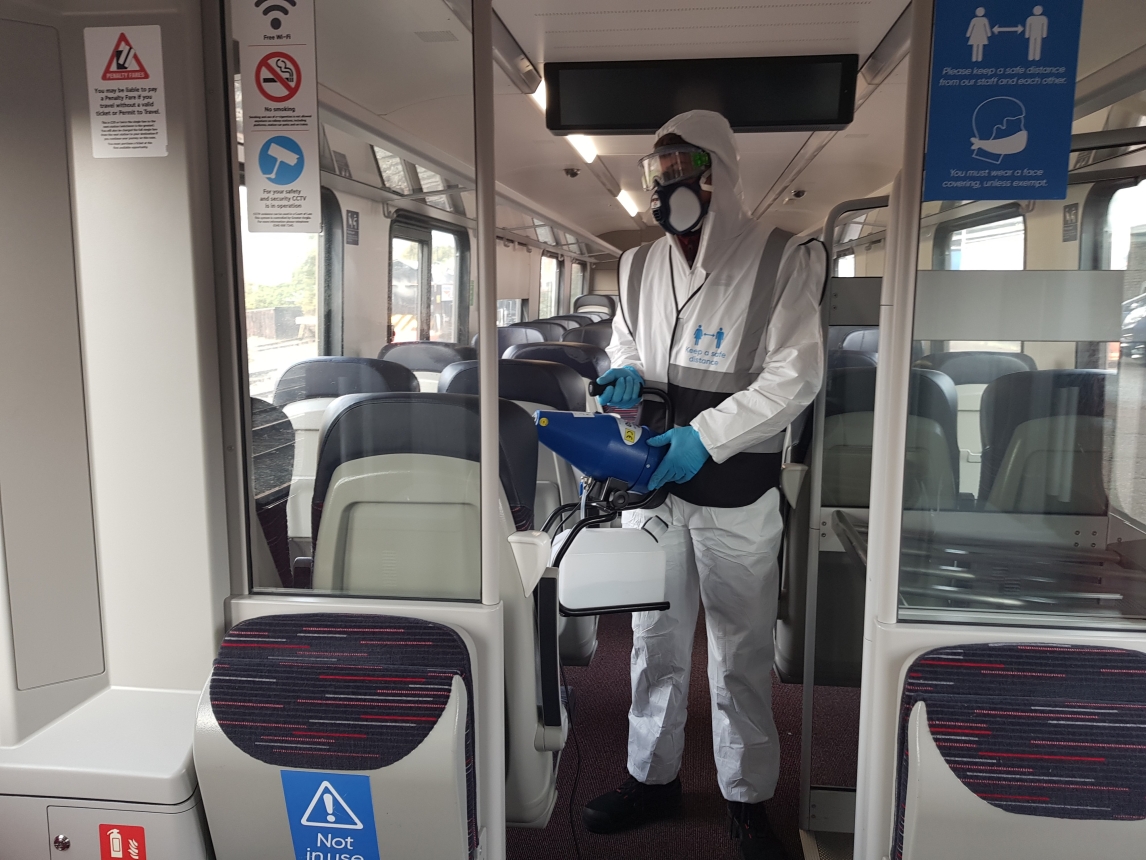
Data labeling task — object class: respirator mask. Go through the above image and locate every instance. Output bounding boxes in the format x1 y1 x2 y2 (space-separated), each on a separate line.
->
638 144 713 236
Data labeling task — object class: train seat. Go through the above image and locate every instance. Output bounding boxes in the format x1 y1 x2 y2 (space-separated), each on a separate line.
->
562 320 613 349
822 367 959 509
472 326 544 357
979 369 1110 514
894 643 1146 860
574 294 616 317
272 358 419 544
303 393 562 826
196 613 478 859
915 351 1038 495
377 340 476 392
511 320 567 342
439 360 599 666
250 398 294 587
837 328 925 363
440 359 585 527
502 342 611 381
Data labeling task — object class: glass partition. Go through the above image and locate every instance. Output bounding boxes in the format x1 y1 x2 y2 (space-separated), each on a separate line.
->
889 175 1146 627
234 0 482 599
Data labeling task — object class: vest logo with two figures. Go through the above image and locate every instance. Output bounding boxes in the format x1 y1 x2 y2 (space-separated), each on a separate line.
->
688 324 729 367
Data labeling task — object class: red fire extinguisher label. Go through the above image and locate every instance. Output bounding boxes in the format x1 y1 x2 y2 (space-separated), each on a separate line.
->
99 824 146 860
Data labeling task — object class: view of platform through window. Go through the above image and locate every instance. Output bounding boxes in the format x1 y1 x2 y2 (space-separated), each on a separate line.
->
239 186 319 401
539 254 559 319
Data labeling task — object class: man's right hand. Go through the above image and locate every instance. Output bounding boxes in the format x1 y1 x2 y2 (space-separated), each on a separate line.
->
595 366 644 409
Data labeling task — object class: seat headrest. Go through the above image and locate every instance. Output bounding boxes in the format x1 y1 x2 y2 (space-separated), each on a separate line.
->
838 329 924 362
511 320 567 342
377 341 477 372
828 349 879 371
472 327 545 356
915 350 1036 385
537 317 579 331
312 393 538 536
272 357 419 406
439 359 588 412
562 320 613 349
981 369 1109 444
574 294 616 315
502 342 610 379
549 313 596 328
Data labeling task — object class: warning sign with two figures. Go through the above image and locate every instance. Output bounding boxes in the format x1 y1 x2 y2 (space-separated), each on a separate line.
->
83 26 167 158
281 771 381 860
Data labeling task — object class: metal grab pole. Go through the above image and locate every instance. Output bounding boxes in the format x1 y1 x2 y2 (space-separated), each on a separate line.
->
473 0 499 608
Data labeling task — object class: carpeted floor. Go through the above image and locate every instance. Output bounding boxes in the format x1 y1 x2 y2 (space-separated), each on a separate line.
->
507 612 860 860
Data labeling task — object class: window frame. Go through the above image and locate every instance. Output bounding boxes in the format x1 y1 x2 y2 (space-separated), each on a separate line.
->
539 251 562 318
387 211 471 344
1080 174 1146 271
931 203 1026 271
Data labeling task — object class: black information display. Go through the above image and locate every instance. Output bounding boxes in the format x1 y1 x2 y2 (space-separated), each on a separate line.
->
544 55 859 135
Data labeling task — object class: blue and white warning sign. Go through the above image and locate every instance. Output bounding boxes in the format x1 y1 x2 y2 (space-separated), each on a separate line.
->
235 0 319 231
923 0 1084 200
281 771 381 860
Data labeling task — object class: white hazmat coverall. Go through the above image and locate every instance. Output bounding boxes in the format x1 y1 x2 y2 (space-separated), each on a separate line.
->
607 110 825 803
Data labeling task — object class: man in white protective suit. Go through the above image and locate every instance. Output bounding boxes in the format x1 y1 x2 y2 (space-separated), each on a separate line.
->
581 110 826 860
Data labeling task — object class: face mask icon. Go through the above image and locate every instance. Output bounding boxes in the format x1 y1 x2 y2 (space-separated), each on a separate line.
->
970 97 1028 163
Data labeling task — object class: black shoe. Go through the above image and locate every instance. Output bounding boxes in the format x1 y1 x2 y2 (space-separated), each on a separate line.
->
728 801 790 860
582 775 682 833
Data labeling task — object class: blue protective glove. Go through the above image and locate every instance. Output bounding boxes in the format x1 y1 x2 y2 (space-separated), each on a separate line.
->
647 426 710 490
595 366 643 409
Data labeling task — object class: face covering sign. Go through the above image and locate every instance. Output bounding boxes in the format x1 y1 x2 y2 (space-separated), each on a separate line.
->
923 0 1083 201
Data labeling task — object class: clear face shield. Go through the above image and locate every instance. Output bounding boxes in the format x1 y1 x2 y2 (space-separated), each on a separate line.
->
638 145 713 235
638 145 713 192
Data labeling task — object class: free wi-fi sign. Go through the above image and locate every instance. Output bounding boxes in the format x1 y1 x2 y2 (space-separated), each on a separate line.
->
254 0 296 32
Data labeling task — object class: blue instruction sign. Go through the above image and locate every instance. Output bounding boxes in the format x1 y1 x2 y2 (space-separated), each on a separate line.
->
923 0 1084 200
281 771 380 860
258 135 307 187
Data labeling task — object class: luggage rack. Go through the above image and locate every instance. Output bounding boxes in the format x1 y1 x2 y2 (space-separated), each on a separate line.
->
830 510 1146 617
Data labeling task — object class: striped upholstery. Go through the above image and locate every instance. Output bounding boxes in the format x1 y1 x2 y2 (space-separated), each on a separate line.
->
894 643 1146 858
210 613 477 857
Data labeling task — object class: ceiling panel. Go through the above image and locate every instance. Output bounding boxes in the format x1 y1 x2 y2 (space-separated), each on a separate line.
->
495 0 910 65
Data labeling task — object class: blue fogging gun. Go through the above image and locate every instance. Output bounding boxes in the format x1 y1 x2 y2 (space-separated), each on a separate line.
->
535 382 674 499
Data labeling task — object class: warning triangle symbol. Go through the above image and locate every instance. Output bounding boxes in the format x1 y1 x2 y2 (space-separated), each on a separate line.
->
102 33 149 81
300 781 364 830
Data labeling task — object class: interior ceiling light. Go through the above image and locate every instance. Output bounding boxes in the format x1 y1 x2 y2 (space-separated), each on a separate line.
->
530 80 547 111
568 134 598 164
616 189 640 217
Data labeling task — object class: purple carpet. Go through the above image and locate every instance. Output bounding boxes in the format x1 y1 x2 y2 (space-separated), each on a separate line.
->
507 612 860 859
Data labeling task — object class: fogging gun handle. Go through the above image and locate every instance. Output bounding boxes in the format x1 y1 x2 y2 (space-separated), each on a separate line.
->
588 381 674 430
588 379 640 398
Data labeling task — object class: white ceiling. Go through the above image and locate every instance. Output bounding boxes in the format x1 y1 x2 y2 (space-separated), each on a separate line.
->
313 0 1146 248
494 0 908 65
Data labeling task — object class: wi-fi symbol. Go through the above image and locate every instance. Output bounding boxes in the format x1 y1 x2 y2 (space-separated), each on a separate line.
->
255 0 296 31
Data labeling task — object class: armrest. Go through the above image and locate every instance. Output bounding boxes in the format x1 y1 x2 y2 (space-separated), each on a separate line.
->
534 568 567 752
508 530 551 596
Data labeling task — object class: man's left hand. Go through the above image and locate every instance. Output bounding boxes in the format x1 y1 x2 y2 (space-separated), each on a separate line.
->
647 426 710 490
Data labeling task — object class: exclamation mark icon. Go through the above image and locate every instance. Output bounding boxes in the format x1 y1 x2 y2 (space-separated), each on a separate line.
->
324 792 335 822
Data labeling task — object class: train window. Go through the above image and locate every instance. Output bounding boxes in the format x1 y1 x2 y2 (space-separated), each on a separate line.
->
835 252 856 277
239 186 320 400
933 208 1026 271
497 299 525 326
569 261 587 305
885 188 1146 628
539 254 561 318
389 219 468 343
234 0 482 599
1107 179 1146 275
372 146 412 195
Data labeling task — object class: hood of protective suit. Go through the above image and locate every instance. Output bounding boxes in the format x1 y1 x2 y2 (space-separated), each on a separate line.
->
654 110 755 272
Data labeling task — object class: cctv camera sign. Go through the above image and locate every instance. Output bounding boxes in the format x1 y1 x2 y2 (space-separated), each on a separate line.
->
236 0 320 231
923 0 1083 200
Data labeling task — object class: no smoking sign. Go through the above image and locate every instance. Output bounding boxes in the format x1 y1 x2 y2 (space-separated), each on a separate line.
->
255 51 302 103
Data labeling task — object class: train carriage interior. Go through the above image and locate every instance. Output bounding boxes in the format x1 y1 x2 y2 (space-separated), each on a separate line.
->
3 0 1146 857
